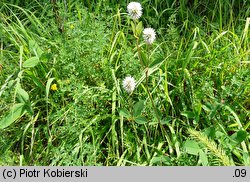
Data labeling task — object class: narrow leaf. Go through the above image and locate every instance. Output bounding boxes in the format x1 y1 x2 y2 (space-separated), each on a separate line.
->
136 21 143 36
46 78 55 100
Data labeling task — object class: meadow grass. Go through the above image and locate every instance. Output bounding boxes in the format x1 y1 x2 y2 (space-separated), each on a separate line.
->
0 0 249 166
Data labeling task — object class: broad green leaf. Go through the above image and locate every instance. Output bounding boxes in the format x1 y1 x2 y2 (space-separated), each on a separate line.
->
17 87 29 103
135 116 147 124
199 150 208 166
16 81 33 116
15 82 29 103
0 103 26 129
183 140 201 156
181 111 195 119
8 80 16 88
160 116 171 125
29 40 43 57
119 108 131 119
133 100 144 117
203 127 216 140
150 156 171 165
235 130 248 143
23 57 39 68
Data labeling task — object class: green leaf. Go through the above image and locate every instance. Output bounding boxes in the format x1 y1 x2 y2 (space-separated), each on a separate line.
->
16 82 33 115
199 150 208 166
203 127 216 140
140 51 148 67
149 57 163 68
235 130 248 143
208 103 221 120
46 78 55 100
136 21 143 36
8 80 16 88
243 152 250 166
154 108 162 120
133 100 144 117
17 87 29 103
183 140 201 156
40 52 52 62
23 57 40 68
29 40 43 57
15 82 29 103
160 116 171 125
25 71 45 91
0 103 26 129
135 116 147 124
182 41 198 69
130 21 136 36
119 108 131 119
181 111 195 119
151 156 171 165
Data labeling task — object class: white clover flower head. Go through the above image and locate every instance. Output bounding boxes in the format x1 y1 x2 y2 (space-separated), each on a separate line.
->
122 76 136 93
143 28 156 44
127 2 142 20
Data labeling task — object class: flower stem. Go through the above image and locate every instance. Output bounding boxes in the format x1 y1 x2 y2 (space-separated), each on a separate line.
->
135 30 160 123
133 21 173 154
136 36 144 67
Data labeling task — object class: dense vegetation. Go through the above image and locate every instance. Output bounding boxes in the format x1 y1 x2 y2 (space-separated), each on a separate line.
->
0 0 249 166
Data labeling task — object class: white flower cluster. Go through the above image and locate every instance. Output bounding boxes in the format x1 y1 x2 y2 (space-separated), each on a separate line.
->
127 2 142 20
143 28 156 44
122 76 136 93
123 3 157 93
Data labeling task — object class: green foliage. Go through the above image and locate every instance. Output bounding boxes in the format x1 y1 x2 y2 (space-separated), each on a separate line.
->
188 128 234 166
0 103 26 129
0 0 249 166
